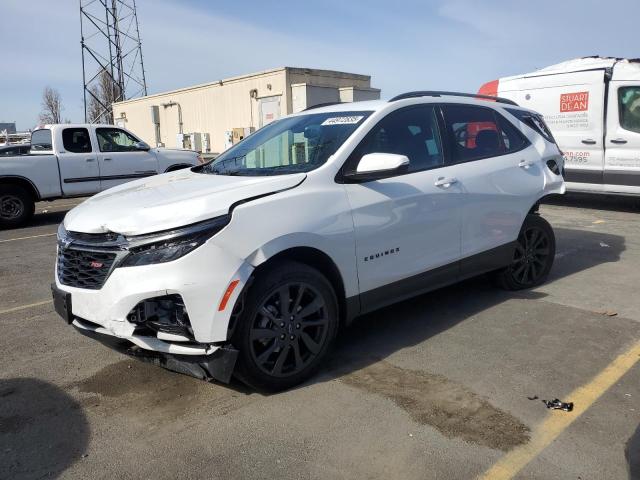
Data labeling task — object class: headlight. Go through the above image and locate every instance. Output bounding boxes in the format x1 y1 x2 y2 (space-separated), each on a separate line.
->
120 215 230 267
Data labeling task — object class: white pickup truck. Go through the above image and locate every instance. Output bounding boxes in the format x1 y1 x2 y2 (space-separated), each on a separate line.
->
0 124 201 228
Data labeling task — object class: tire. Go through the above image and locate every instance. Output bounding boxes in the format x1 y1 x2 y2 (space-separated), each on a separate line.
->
0 185 35 229
232 261 339 392
494 214 555 290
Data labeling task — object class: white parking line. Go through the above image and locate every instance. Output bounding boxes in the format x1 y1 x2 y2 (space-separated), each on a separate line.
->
0 232 56 243
0 299 52 315
46 202 82 208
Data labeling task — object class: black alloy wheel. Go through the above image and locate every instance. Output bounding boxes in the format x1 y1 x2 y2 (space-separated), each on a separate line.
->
511 225 551 285
232 261 338 391
249 282 329 377
495 214 555 290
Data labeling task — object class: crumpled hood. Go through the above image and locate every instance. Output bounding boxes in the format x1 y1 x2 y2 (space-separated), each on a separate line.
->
64 169 306 235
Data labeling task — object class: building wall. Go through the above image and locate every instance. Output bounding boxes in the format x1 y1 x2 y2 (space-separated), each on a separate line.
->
113 67 379 154
0 122 17 134
113 69 287 154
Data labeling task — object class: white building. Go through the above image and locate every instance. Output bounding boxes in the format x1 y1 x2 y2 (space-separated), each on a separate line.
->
112 67 380 154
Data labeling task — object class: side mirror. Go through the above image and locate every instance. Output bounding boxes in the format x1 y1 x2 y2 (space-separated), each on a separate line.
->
343 153 409 182
134 141 150 151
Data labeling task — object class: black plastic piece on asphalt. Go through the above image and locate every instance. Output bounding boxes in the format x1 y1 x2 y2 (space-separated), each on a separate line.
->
72 322 239 383
543 398 574 412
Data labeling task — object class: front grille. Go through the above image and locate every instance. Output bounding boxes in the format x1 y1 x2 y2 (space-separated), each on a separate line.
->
66 230 120 243
57 247 118 290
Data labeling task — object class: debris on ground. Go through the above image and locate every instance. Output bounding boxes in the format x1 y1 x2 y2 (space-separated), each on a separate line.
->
527 395 574 412
596 310 618 317
542 398 574 412
599 242 610 247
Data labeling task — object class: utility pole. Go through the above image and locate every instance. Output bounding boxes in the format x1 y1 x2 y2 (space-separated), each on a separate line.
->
80 0 148 123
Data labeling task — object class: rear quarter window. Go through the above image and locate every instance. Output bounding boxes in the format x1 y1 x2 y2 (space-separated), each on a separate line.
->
506 108 557 144
31 129 53 151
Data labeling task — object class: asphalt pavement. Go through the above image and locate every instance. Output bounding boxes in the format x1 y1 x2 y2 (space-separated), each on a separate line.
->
1 194 639 480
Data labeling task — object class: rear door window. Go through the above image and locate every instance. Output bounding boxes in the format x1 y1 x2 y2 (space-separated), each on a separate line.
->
496 113 529 152
442 105 528 163
31 129 53 151
62 128 92 153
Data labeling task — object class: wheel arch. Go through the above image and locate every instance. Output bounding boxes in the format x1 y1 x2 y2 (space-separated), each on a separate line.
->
245 246 357 328
0 175 41 201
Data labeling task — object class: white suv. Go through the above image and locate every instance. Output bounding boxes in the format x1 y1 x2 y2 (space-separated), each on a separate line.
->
52 92 565 391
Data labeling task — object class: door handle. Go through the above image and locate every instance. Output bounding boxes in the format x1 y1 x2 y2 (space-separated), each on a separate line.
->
86 158 95 162
434 177 458 188
610 138 627 144
103 157 112 161
518 159 535 169
581 139 596 145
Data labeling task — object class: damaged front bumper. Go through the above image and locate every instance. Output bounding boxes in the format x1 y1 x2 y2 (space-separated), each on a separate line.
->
72 317 239 383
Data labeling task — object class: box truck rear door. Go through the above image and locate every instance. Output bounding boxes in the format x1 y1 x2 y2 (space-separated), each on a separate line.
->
604 83 640 190
500 70 606 187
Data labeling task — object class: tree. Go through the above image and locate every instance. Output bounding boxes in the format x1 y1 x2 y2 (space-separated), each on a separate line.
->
87 68 122 124
39 86 64 124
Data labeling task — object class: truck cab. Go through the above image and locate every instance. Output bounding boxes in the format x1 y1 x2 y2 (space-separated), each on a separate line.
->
0 124 200 228
479 57 640 196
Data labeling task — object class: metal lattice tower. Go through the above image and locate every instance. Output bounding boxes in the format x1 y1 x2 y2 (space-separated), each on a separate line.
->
80 0 148 123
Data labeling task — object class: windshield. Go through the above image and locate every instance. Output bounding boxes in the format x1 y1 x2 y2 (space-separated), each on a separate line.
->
197 111 372 176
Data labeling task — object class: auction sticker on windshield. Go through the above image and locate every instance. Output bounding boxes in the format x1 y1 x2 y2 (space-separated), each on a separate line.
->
321 116 364 126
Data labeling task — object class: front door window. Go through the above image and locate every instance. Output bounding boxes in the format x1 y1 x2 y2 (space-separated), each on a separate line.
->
96 128 139 152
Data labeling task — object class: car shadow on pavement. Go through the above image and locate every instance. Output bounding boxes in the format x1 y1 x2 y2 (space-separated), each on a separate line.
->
311 225 625 386
626 424 640 480
0 378 89 480
543 192 640 213
27 209 68 228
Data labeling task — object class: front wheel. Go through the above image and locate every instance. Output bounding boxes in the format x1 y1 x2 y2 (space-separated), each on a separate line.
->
494 214 555 290
232 261 339 392
0 185 35 229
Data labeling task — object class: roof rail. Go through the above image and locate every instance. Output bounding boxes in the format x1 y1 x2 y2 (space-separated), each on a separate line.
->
302 102 343 111
388 91 519 106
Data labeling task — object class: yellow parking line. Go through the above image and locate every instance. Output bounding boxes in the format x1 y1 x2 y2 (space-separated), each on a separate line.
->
0 232 56 243
478 339 640 480
0 299 52 315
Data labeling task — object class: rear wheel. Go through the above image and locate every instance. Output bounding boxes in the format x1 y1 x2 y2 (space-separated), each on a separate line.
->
232 261 338 392
0 185 34 229
494 214 555 290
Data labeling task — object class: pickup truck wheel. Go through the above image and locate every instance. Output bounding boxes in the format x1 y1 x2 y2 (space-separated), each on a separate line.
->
232 261 338 392
494 214 555 290
0 185 34 229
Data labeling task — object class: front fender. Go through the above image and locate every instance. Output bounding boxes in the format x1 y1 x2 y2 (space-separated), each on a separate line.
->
245 232 359 299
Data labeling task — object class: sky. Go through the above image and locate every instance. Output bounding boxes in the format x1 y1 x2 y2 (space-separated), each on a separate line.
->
1 0 638 130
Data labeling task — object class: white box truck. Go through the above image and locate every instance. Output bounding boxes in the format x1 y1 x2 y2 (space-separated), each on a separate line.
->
479 56 640 196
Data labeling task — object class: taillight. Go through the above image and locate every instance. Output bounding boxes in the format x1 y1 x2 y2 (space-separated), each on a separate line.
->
546 158 561 175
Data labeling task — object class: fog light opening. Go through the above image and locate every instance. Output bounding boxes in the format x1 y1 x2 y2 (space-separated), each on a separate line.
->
127 294 194 339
